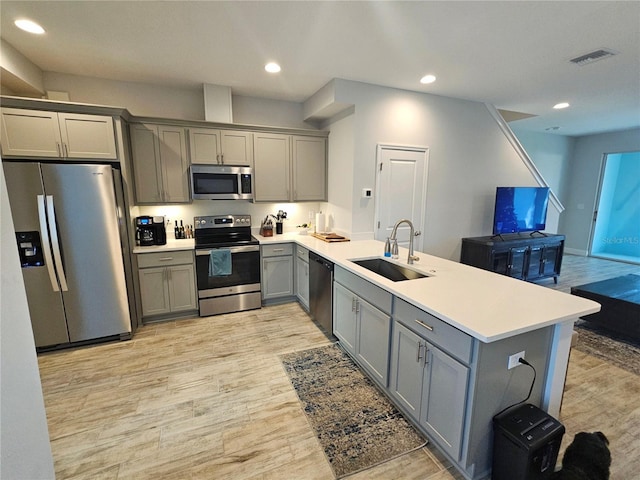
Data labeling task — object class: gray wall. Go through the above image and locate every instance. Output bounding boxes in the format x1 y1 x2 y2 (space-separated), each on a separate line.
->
323 80 557 260
560 128 640 255
510 128 575 204
1 167 55 479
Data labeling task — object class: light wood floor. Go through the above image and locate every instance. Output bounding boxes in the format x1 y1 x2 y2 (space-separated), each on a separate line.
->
38 255 640 480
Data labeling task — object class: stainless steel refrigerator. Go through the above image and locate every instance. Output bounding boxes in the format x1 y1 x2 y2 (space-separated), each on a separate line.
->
3 161 134 349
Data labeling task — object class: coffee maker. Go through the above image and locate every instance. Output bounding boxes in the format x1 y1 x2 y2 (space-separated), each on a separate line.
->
135 216 167 246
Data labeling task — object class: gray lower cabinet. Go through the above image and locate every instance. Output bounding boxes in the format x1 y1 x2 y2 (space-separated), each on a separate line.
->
295 245 309 310
333 266 392 387
390 321 468 460
261 243 294 301
390 299 471 461
137 250 197 318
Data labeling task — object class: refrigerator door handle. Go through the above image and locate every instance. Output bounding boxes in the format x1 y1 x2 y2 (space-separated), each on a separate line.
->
37 195 61 292
45 195 69 292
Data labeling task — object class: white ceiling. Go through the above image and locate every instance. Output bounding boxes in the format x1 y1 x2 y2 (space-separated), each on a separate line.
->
1 1 639 136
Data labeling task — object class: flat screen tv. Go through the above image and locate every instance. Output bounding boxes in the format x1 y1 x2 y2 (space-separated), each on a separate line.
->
492 187 550 235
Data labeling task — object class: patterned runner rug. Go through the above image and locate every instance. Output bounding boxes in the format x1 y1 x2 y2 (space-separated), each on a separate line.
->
574 319 640 376
280 344 427 478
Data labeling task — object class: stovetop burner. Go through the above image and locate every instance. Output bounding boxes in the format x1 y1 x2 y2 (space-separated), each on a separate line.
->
194 214 258 249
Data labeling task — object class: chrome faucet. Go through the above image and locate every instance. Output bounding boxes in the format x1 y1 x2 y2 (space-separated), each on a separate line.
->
389 219 420 264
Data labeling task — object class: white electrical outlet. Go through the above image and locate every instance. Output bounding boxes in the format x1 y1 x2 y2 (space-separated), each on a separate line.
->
508 351 525 369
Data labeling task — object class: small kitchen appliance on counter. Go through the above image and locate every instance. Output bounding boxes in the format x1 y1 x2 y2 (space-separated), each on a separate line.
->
194 214 261 316
492 403 564 480
135 216 166 246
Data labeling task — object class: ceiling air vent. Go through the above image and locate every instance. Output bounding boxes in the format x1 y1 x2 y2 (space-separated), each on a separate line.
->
569 49 617 66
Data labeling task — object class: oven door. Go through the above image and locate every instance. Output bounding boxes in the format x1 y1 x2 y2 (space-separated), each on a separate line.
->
195 245 260 298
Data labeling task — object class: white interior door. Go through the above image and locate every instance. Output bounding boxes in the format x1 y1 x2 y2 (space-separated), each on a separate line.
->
374 145 429 251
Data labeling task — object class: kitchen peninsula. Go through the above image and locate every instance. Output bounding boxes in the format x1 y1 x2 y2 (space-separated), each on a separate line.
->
146 232 600 480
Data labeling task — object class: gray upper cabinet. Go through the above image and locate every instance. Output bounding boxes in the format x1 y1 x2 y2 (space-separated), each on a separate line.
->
292 135 327 202
1 107 117 159
130 123 190 204
253 133 327 203
253 132 291 202
188 127 253 166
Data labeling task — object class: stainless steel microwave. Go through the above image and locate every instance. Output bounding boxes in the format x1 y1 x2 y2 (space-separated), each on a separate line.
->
190 164 253 200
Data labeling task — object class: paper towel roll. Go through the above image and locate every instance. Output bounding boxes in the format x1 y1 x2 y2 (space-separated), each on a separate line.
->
315 213 326 233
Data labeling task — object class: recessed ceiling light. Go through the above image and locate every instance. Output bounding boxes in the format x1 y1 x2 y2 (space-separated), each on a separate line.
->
553 102 570 109
420 74 436 84
15 19 45 34
265 62 281 73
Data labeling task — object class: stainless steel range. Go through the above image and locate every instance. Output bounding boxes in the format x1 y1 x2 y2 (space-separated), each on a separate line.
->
194 214 261 316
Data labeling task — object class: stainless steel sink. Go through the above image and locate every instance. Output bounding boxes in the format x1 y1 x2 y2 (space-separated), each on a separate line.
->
351 258 429 282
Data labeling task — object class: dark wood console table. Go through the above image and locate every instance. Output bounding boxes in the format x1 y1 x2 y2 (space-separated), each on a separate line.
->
461 234 565 283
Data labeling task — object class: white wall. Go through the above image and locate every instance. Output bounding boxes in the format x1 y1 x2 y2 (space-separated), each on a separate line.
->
1 167 55 479
510 129 575 204
41 72 319 131
325 80 551 260
324 109 355 235
560 127 640 255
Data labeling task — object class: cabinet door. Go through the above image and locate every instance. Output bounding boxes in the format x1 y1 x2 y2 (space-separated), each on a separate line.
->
138 267 170 316
542 244 562 277
167 264 197 312
221 130 253 166
295 256 309 309
58 113 117 159
0 108 62 157
508 247 528 279
253 133 290 202
526 246 543 280
189 128 221 164
333 282 357 355
130 124 163 203
421 344 469 461
357 297 391 386
292 136 326 201
262 255 293 300
158 125 190 203
389 322 425 422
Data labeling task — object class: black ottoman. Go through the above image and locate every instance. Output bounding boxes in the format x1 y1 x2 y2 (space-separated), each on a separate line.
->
571 274 640 342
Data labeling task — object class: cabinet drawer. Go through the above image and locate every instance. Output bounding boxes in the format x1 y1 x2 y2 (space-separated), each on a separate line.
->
296 245 309 262
137 250 194 268
334 266 392 315
261 243 293 257
394 298 473 364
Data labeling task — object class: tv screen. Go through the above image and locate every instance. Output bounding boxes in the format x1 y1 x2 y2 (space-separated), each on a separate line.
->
493 187 550 235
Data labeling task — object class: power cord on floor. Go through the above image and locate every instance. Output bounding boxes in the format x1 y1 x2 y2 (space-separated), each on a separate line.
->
494 358 537 418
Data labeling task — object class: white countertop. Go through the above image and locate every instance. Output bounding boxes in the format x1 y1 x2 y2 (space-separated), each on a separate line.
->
132 238 195 253
135 231 601 343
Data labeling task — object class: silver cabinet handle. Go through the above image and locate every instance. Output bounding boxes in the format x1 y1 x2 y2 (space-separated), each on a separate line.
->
415 319 434 331
351 297 356 312
158 257 174 261
272 248 284 252
355 299 360 314
56 143 62 157
416 340 423 362
37 195 60 292
45 195 68 292
62 143 69 157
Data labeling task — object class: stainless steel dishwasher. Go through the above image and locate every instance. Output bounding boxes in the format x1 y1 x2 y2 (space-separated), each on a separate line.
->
309 251 334 337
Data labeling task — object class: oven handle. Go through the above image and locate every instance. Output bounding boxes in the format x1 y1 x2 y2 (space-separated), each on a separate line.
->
196 245 260 255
